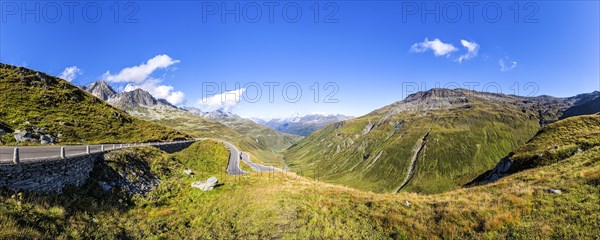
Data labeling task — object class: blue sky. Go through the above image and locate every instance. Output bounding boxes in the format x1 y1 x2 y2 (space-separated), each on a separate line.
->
1 1 599 119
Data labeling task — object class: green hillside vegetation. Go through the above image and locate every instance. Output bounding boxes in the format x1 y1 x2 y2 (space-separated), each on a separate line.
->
1 117 599 238
285 89 549 193
0 64 189 144
202 113 301 152
125 105 289 167
507 113 600 172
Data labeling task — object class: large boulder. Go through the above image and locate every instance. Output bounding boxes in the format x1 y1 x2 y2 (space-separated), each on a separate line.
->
191 176 218 191
14 130 35 143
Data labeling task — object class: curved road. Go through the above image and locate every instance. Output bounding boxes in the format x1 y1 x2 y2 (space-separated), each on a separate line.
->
201 138 282 175
240 152 282 172
1 138 281 176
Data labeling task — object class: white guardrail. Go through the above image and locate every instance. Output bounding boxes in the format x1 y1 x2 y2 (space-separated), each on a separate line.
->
3 139 199 165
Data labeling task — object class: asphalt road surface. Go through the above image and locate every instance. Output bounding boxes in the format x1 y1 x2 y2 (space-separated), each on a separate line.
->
0 142 191 163
200 138 282 175
240 152 282 172
210 139 247 175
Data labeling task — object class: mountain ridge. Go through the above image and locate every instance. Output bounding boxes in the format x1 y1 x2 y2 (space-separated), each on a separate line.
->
257 114 353 136
285 87 600 193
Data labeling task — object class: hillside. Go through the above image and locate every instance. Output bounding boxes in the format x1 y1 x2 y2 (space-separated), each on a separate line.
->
83 83 296 167
470 113 600 185
186 108 301 151
284 88 599 193
561 91 600 119
210 110 302 151
1 121 598 238
0 64 189 145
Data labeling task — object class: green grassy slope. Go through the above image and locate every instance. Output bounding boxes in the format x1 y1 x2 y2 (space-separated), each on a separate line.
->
0 64 188 144
285 89 563 193
124 105 289 167
1 124 598 238
506 113 600 173
203 113 301 152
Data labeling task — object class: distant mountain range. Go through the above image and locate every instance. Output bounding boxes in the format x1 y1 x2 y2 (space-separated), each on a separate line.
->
252 114 353 136
181 107 301 152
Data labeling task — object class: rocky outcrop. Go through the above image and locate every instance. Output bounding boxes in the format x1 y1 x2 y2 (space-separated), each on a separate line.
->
395 130 430 193
385 120 404 141
561 92 600 119
362 122 375 135
109 89 160 108
191 176 218 191
466 156 514 187
385 88 600 125
95 151 161 195
13 127 58 144
107 88 176 109
82 80 117 101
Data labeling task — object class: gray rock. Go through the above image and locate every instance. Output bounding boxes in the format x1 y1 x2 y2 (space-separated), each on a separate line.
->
545 188 563 194
362 122 375 135
184 169 194 175
191 176 218 191
39 134 56 145
14 130 34 142
83 80 117 101
98 181 112 191
403 200 411 207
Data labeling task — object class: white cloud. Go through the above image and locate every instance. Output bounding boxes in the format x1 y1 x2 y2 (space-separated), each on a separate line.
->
410 38 458 57
59 66 82 82
166 91 186 106
103 54 186 105
196 88 246 111
103 55 180 83
499 58 518 72
456 40 479 63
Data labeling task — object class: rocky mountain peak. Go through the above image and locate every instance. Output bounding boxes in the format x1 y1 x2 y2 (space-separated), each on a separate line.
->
105 88 176 109
404 88 470 102
116 89 158 107
81 81 178 109
83 80 117 101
